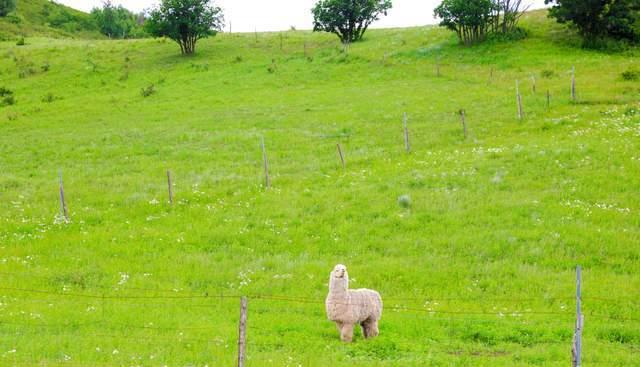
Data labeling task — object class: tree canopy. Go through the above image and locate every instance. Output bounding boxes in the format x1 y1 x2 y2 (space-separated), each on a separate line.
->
91 1 146 39
434 0 529 45
0 0 16 17
312 0 392 44
145 0 224 55
545 0 640 47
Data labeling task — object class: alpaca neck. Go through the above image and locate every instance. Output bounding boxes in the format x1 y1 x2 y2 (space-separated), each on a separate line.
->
329 277 349 299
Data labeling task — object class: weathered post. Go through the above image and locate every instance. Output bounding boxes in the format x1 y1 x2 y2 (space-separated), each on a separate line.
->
531 75 537 93
516 80 524 120
546 89 551 109
403 112 410 153
572 265 583 367
261 137 271 189
58 170 69 222
336 143 346 169
167 170 173 205
237 297 248 367
459 109 467 139
571 66 576 102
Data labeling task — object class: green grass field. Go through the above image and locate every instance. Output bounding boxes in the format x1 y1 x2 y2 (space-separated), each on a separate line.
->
0 10 639 366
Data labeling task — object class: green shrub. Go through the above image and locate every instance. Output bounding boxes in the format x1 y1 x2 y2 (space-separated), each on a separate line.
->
0 87 15 106
541 70 555 79
140 84 155 97
621 70 640 81
16 37 25 46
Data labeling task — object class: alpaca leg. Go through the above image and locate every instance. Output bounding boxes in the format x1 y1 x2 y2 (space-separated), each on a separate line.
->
363 318 379 339
335 321 343 334
340 323 354 343
360 322 369 338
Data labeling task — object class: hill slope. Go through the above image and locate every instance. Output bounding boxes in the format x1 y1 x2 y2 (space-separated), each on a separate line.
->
0 0 102 40
0 10 638 366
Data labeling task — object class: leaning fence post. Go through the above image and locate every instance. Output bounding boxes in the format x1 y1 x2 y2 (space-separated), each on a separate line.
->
336 143 346 169
403 112 410 153
571 66 576 102
459 109 467 140
572 265 583 367
58 170 69 222
237 296 248 367
261 137 271 189
516 80 524 120
546 89 551 109
167 170 173 205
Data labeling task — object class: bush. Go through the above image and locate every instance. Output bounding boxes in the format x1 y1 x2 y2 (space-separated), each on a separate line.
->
42 93 57 103
541 70 555 78
41 62 50 72
140 84 155 97
0 87 15 106
16 37 25 46
0 0 16 17
621 70 640 81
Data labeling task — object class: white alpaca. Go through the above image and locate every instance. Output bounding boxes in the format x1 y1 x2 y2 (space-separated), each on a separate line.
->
325 264 382 342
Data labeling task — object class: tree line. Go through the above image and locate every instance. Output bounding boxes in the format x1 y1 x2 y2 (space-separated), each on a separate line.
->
1 0 639 54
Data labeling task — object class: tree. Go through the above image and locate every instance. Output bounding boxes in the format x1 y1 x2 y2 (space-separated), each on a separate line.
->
312 0 392 44
91 1 143 39
145 0 224 55
434 0 497 45
434 0 529 45
0 0 16 17
545 0 640 46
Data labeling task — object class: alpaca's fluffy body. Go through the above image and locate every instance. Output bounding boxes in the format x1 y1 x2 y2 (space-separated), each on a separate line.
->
325 264 382 342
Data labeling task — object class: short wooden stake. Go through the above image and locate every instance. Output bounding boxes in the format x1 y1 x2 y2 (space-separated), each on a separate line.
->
336 143 346 169
546 89 551 109
459 109 467 139
403 112 410 153
516 80 524 120
531 75 536 93
279 33 283 50
261 137 270 189
488 67 494 83
571 66 576 102
572 266 583 367
58 170 69 222
166 170 173 205
237 297 248 367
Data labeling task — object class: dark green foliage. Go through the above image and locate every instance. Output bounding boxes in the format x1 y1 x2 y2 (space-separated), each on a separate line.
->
435 0 529 45
0 87 15 106
0 0 16 17
434 0 496 45
91 1 146 39
145 0 224 55
312 0 392 44
545 0 640 47
15 36 24 46
621 70 640 81
140 84 155 97
43 2 98 33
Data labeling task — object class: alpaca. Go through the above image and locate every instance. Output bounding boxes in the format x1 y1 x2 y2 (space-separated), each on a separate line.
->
325 264 382 342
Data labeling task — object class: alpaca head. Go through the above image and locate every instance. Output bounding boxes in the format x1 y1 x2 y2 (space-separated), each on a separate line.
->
329 264 349 291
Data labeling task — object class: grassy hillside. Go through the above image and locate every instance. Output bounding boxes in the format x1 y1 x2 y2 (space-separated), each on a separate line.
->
0 0 101 40
0 10 639 366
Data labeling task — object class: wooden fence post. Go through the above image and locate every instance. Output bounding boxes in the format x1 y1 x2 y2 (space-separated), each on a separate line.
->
572 265 583 367
58 170 69 222
516 80 524 120
237 297 248 367
336 143 346 169
403 112 410 153
571 66 576 102
531 75 537 93
261 137 271 189
546 89 551 109
167 170 173 205
459 109 467 140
